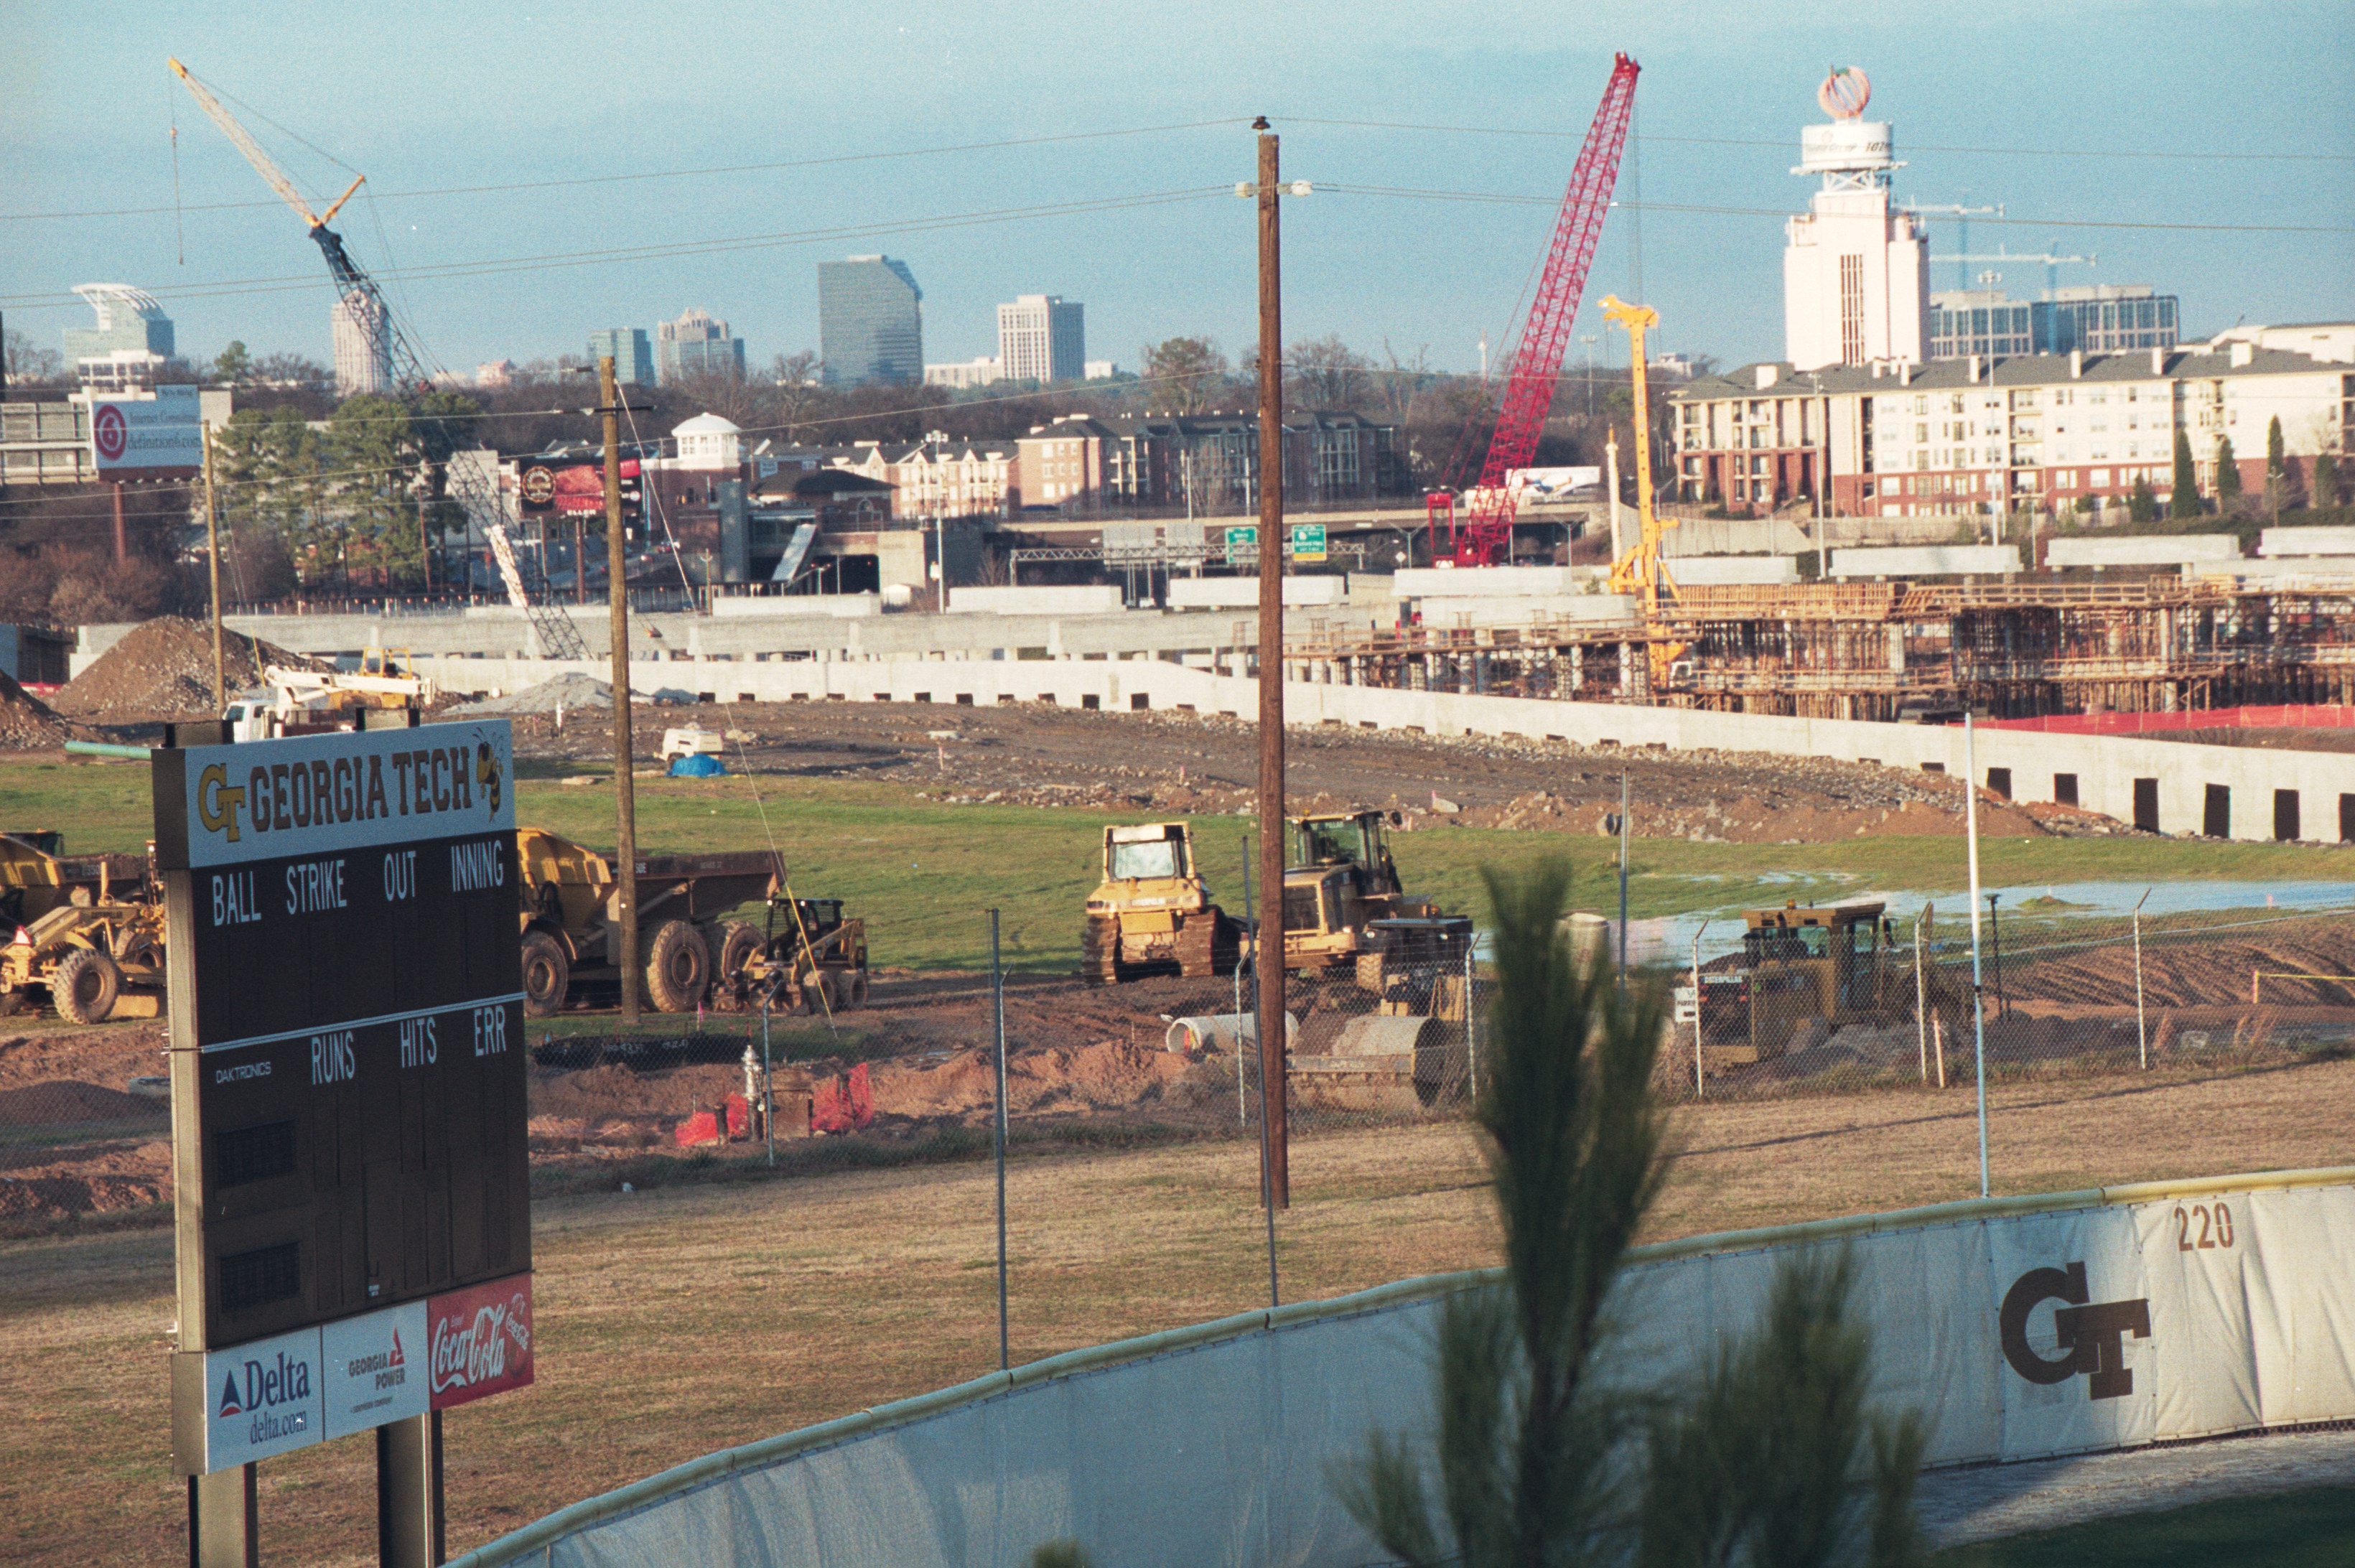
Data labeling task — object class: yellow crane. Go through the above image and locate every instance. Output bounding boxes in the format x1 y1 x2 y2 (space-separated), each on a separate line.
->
167 57 363 241
1600 294 1685 688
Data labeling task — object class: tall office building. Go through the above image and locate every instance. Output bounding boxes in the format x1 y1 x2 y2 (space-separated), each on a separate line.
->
818 256 923 386
1781 67 1929 370
65 284 174 390
332 291 391 396
587 327 657 386
657 308 745 383
997 294 1084 385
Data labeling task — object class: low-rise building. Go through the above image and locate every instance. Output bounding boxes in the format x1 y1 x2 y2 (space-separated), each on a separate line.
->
1668 345 2351 520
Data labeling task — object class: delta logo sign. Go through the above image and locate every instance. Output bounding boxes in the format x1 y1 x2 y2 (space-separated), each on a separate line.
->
216 1348 313 1440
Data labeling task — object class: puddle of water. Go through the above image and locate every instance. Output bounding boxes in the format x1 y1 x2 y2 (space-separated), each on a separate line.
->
1478 881 2355 969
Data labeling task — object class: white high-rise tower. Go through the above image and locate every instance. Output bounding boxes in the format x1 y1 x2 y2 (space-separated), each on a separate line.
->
1782 67 1928 370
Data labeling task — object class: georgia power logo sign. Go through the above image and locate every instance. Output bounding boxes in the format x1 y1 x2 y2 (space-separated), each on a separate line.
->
92 403 129 462
2000 1261 2152 1401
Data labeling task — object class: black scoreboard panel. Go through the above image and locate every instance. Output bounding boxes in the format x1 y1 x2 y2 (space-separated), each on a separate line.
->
156 724 529 1352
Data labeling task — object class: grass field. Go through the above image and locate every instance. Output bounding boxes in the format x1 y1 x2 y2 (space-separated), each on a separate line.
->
6 1057 2351 1567
1929 1487 2355 1565
27 755 2355 971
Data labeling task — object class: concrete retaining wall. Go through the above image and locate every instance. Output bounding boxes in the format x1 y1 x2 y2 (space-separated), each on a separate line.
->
947 584 1126 615
409 651 2354 845
2259 524 2355 557
1669 555 1801 586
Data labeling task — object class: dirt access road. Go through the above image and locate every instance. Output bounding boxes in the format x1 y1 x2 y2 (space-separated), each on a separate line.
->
490 695 2091 844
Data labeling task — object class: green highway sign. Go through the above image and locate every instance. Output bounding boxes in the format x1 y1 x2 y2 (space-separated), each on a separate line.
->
1224 526 1257 565
1289 523 1328 563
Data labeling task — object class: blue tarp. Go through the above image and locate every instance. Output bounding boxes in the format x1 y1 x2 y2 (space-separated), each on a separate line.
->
668 753 727 778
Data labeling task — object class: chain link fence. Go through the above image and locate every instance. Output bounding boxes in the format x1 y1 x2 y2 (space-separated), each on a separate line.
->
3 897 2347 1227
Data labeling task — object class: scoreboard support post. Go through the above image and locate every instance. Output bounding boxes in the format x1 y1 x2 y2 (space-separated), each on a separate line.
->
377 1411 445 1567
189 1465 257 1568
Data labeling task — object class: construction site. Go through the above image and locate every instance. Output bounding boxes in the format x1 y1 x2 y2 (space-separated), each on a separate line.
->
1282 575 2355 720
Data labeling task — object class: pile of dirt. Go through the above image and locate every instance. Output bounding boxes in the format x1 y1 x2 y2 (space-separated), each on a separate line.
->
52 617 330 721
0 668 69 750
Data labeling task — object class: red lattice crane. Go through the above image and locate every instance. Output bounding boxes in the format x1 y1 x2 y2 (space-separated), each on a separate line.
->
1428 54 1639 568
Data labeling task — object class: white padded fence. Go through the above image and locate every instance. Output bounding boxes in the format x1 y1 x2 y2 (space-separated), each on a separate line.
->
453 1168 2355 1568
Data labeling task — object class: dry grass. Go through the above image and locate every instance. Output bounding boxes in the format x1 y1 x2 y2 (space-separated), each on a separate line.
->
5 1059 2351 1567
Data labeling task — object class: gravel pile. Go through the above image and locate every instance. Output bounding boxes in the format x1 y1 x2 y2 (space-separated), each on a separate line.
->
447 673 615 717
0 669 68 749
52 617 328 721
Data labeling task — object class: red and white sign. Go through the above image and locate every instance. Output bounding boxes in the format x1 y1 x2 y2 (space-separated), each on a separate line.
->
426 1274 534 1411
88 386 203 474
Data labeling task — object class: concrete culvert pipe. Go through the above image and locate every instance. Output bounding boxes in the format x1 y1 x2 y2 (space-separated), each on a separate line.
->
1164 1012 1299 1055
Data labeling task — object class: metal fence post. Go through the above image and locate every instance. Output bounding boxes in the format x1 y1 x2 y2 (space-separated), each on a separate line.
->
760 993 775 1168
991 908 1009 1372
1237 833 1251 1127
2133 887 2151 1071
1689 919 1708 1101
1914 905 1929 1086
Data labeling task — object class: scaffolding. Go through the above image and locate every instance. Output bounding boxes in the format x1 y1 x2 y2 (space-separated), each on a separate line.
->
1281 580 2355 720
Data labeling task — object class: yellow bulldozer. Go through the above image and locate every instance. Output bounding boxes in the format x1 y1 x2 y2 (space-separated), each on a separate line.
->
0 831 164 1022
1081 821 1242 984
1693 900 1939 1068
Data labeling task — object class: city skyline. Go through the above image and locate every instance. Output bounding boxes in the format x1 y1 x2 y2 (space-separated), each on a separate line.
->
4 4 2347 388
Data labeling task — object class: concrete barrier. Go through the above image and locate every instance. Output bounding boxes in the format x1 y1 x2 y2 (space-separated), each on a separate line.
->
1832 545 2020 578
948 584 1126 615
2259 524 2355 557
1668 555 1801 586
1167 576 1350 610
2047 534 2239 568
406 650 2355 846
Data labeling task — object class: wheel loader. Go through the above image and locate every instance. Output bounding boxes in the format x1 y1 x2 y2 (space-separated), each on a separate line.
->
1281 811 1442 985
722 894 871 1014
0 831 164 1022
1081 821 1242 984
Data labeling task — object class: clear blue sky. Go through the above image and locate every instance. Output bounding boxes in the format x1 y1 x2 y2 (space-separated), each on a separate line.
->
5 1 2349 384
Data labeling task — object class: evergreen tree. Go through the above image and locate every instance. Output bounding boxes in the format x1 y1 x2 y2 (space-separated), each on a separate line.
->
2316 453 2341 509
2168 427 2200 518
2129 476 2158 523
2266 416 2288 513
1335 863 1924 1568
2214 435 2240 501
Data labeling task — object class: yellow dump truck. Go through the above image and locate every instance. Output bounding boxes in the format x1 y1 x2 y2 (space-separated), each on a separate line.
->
515 827 781 1014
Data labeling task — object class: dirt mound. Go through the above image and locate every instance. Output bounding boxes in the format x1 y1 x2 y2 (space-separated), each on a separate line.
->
53 617 330 720
448 673 614 717
0 1081 162 1124
0 666 67 749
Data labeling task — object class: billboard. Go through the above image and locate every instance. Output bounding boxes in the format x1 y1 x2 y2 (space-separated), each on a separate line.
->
518 458 639 516
159 722 533 1475
89 385 203 475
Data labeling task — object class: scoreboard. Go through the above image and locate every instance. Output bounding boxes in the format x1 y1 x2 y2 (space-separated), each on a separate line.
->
159 722 533 1475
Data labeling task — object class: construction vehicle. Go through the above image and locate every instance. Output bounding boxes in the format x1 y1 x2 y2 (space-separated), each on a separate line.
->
1600 296 1686 689
1081 821 1243 984
0 833 164 1022
1282 811 1443 984
223 653 433 741
720 895 869 1014
1693 901 1918 1068
171 57 590 661
515 828 780 1015
1290 915 1478 1113
1424 55 1639 567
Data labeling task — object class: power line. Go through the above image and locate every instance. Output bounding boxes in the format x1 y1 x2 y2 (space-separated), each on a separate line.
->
0 118 1255 223
1318 185 2355 235
1282 116 2355 164
0 187 1232 312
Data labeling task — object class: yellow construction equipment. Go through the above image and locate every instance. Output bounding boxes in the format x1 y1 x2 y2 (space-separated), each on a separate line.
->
1082 821 1241 983
1601 295 1687 688
0 833 164 1022
1281 811 1445 984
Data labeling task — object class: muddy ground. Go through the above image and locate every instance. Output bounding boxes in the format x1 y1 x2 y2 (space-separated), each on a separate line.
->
10 910 2351 1226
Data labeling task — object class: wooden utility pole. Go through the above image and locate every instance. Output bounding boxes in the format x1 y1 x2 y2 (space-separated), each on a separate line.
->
202 432 225 711
1251 118 1289 1210
600 355 641 1022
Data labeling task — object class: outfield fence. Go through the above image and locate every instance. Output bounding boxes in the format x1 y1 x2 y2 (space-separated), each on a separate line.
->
445 1167 2355 1568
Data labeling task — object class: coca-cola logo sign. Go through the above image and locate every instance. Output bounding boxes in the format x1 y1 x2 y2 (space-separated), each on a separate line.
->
425 1274 534 1411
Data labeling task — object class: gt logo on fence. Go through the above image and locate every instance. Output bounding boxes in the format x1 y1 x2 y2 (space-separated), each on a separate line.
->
2000 1261 2151 1400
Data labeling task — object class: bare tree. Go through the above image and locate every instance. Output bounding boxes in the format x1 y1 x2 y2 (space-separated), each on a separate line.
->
1139 337 1229 413
4 329 65 388
1285 332 1372 410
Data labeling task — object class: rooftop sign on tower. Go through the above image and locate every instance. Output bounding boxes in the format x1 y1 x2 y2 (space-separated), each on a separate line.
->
1796 64 1899 184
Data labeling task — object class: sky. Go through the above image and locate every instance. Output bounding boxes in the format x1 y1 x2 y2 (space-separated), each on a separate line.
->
4 1 2350 389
